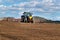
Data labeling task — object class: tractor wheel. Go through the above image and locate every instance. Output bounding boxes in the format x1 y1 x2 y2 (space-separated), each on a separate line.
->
31 21 33 23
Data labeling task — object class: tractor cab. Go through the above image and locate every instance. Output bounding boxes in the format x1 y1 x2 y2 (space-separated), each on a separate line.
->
23 12 32 16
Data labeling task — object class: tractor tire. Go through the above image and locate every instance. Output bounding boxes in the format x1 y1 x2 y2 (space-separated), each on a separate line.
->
31 21 33 23
21 15 25 22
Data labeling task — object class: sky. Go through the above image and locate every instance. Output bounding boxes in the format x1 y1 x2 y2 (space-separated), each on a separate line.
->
0 0 60 21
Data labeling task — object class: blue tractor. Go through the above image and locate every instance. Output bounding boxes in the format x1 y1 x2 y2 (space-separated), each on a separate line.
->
21 12 33 23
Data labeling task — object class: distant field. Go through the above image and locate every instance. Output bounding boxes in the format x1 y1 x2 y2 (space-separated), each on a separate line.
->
0 21 60 40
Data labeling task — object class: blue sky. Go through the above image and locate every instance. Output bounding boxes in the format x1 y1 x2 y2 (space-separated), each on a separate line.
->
0 0 60 21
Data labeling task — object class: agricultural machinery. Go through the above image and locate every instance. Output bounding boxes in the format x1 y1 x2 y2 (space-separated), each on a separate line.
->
21 12 33 23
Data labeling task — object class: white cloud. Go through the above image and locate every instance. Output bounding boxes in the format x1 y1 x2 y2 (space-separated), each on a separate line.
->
43 0 53 2
0 12 6 14
0 5 7 7
57 17 60 19
18 12 24 15
55 16 60 20
0 0 60 15
13 1 41 8
42 0 55 6
5 0 13 2
12 0 58 13
50 6 60 11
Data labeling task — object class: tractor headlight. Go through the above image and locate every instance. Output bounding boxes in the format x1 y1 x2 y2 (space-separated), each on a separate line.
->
29 16 32 19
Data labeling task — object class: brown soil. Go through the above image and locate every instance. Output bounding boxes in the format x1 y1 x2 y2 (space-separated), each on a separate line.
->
0 21 60 40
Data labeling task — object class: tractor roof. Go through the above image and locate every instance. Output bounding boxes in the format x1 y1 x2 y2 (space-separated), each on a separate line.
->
23 12 32 16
